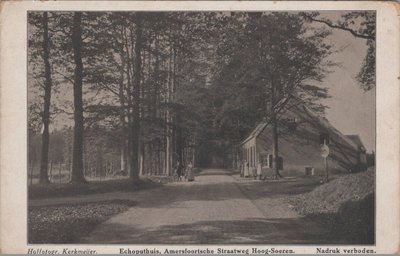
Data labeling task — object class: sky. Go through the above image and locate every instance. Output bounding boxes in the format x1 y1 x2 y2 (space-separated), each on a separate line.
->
317 14 375 152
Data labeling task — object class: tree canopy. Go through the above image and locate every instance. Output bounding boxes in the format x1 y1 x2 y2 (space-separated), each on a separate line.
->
27 11 374 180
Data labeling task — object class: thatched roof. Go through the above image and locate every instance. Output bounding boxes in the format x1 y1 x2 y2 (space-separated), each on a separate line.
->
240 103 361 153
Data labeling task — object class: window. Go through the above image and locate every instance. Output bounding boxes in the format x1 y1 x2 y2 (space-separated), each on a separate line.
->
288 117 297 132
267 154 273 168
319 133 330 145
262 156 268 167
265 154 283 169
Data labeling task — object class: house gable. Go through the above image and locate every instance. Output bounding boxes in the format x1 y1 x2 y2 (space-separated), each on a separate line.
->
241 104 363 173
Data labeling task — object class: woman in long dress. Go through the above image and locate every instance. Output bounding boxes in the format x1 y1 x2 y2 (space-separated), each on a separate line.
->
186 161 195 181
257 160 262 180
244 161 249 177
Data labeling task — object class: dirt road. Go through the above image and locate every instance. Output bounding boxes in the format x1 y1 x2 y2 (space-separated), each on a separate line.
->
82 169 333 244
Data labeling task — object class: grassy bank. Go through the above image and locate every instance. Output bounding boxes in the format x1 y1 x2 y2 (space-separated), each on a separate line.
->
29 178 162 200
288 169 375 244
29 200 136 244
306 193 375 244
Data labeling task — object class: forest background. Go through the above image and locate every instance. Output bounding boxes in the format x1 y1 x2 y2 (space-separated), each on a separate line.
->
27 11 375 184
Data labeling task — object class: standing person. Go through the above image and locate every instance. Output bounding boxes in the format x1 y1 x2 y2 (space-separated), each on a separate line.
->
181 162 186 181
244 160 249 177
239 161 244 177
257 159 262 180
176 160 183 182
186 161 195 181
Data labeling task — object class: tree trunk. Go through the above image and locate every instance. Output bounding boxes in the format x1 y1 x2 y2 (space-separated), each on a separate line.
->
49 161 53 183
130 16 143 182
176 114 183 164
270 77 282 179
29 158 34 186
153 34 159 118
165 50 173 176
166 133 171 175
39 12 52 184
192 132 197 166
120 147 126 172
71 12 86 183
118 57 128 172
139 142 144 176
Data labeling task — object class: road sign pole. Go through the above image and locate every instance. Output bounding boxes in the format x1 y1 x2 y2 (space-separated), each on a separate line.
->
321 139 329 183
324 156 328 182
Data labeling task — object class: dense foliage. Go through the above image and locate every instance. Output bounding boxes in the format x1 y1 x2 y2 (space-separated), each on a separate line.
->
28 11 374 182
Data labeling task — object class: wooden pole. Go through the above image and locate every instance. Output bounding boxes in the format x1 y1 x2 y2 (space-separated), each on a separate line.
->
111 161 114 177
49 161 53 183
68 160 72 183
105 161 108 178
68 161 72 182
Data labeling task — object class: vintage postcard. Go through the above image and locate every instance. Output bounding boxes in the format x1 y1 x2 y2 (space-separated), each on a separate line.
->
0 1 399 254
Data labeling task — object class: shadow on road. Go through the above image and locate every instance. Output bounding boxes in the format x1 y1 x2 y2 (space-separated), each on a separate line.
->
237 178 322 198
29 166 321 203
81 216 366 244
195 169 233 176
30 171 322 210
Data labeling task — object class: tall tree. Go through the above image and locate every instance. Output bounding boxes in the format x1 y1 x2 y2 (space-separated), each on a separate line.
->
71 12 86 183
38 12 53 184
130 14 143 181
209 12 333 176
252 13 332 178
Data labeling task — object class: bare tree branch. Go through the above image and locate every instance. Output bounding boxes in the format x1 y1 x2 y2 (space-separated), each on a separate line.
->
301 13 374 40
53 69 74 84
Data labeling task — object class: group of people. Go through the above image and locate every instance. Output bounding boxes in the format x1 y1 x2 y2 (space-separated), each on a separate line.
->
239 160 264 180
174 161 195 182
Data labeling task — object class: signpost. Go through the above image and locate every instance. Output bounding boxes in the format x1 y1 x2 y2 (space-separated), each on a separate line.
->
321 140 330 182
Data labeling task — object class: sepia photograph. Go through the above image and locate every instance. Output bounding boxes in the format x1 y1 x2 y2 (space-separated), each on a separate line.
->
1 1 399 254
26 9 377 245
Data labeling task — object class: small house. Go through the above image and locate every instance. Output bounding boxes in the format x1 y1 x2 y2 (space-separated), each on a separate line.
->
237 104 368 176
